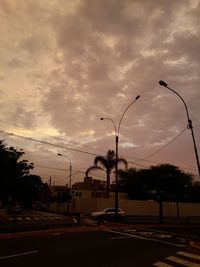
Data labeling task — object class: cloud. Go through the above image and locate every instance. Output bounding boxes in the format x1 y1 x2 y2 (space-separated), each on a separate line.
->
1 0 200 183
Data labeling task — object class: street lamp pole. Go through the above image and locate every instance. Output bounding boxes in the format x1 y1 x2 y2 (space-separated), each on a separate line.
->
58 153 72 213
159 80 200 177
101 94 140 221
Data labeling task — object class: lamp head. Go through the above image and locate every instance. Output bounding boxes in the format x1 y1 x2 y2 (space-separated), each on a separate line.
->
159 80 168 87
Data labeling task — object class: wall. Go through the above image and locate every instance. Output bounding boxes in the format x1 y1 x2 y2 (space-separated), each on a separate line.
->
120 199 158 216
178 202 200 217
49 199 200 217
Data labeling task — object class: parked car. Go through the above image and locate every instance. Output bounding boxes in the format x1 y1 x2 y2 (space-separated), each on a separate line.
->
91 207 125 221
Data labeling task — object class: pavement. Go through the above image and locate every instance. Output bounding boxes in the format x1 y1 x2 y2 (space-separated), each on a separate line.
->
136 223 200 252
1 209 200 252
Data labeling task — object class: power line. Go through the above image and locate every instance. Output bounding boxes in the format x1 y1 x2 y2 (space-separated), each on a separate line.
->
134 126 188 162
0 126 196 173
0 119 143 164
0 118 198 163
0 118 106 154
34 165 67 171
34 165 86 176
0 130 100 157
126 160 149 168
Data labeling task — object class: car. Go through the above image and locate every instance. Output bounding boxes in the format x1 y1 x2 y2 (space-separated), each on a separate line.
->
91 207 125 222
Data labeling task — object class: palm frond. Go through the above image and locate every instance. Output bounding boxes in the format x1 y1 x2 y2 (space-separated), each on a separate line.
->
85 165 105 177
94 156 107 167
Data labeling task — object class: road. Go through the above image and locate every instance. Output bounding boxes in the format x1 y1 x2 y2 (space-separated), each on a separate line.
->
0 226 200 267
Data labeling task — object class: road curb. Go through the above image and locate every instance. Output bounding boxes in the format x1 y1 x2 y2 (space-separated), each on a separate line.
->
0 221 128 240
0 225 105 240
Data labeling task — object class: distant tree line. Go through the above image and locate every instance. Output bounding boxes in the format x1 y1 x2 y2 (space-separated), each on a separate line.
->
118 164 200 223
118 164 200 203
0 140 44 209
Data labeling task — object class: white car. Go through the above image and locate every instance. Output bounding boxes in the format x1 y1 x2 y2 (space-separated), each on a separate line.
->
91 207 125 221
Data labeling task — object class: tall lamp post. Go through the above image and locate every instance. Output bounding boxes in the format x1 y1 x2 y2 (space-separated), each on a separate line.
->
159 80 200 177
58 153 72 213
101 95 140 221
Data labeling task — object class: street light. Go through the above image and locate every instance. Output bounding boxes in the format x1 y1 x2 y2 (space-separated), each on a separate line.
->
101 95 140 221
58 153 72 213
159 80 200 177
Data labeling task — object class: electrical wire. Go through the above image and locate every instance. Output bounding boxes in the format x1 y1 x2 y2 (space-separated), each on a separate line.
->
0 130 100 156
134 126 188 162
0 118 106 154
0 124 196 173
34 165 67 171
0 118 198 164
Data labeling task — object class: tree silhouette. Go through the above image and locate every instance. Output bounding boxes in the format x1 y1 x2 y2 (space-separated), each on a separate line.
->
0 140 43 208
148 164 193 223
16 174 44 209
86 150 127 198
119 163 193 223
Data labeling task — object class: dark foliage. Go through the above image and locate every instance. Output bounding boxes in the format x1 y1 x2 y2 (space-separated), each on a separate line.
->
0 140 43 208
118 164 193 202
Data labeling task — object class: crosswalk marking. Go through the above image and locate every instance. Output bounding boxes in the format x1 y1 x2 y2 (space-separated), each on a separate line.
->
153 261 174 267
153 251 200 267
167 255 200 266
177 251 200 261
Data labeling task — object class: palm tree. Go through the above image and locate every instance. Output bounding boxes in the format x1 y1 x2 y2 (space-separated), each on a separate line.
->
85 150 128 198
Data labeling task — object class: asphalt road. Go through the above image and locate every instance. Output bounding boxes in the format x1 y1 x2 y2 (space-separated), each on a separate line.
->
0 227 200 267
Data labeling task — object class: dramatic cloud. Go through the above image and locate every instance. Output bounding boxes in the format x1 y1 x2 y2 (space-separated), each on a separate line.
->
0 0 200 184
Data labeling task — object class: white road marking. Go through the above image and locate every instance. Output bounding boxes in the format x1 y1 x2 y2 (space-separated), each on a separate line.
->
104 228 185 247
190 241 200 250
0 250 38 259
167 255 200 266
177 251 200 260
153 261 174 267
153 251 200 267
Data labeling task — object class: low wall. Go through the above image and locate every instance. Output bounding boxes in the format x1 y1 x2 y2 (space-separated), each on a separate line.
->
178 202 200 217
120 199 158 216
49 199 200 218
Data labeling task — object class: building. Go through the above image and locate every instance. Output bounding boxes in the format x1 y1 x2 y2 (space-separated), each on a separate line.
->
47 177 127 199
71 176 127 199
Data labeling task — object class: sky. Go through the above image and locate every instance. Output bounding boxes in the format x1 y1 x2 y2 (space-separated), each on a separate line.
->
0 0 200 186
